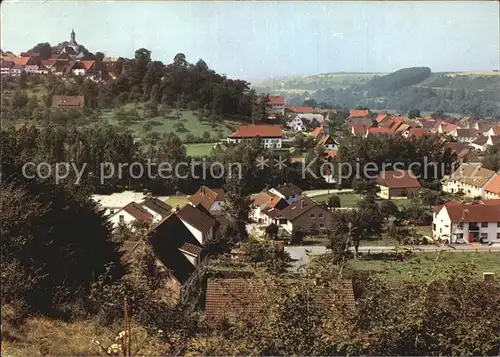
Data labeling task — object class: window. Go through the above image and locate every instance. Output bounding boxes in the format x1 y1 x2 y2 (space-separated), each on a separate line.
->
457 223 463 229
119 215 124 223
497 233 500 239
310 213 315 219
497 222 500 227
456 233 464 239
481 222 488 228
480 233 488 241
319 223 325 229
318 213 324 218
433 224 436 231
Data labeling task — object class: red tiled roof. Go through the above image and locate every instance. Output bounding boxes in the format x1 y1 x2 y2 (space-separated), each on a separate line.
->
268 96 285 105
485 175 500 195
410 128 430 137
80 60 96 70
288 106 313 113
377 170 421 189
367 127 393 135
188 186 225 211
229 125 283 138
325 150 338 158
375 111 388 123
122 202 154 224
311 127 324 138
204 278 356 323
11 57 31 66
349 109 370 118
440 201 500 223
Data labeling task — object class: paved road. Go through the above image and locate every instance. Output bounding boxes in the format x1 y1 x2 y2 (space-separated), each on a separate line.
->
285 244 500 272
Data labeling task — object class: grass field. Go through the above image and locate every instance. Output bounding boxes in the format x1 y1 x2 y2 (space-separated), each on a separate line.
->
98 107 240 142
164 195 189 208
311 193 412 209
185 142 217 157
348 252 500 280
311 193 362 207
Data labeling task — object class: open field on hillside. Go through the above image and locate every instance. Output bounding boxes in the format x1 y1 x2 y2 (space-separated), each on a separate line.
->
98 107 240 141
446 71 500 77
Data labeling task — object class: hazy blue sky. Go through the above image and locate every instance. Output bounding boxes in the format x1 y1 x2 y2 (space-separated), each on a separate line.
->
1 1 499 82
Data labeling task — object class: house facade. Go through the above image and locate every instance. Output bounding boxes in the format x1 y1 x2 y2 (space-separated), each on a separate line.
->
376 170 421 199
280 197 334 233
109 201 157 228
433 200 500 244
228 125 283 149
187 186 226 216
267 96 285 116
51 95 85 110
443 164 496 198
268 183 303 204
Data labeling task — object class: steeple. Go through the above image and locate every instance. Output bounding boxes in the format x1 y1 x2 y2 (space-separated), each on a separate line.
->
70 28 76 44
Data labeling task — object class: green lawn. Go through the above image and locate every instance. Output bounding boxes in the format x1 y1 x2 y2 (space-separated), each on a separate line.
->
185 143 217 157
311 193 413 210
311 193 363 207
347 252 500 280
98 107 240 142
164 195 189 208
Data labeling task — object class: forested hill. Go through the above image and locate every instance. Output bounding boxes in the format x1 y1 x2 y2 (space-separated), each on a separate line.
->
367 67 432 91
254 68 500 118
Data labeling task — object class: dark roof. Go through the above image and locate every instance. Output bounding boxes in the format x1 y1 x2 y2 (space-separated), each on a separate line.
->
281 196 324 221
176 204 216 234
471 136 488 146
455 128 480 138
122 202 154 223
179 242 203 257
261 207 285 218
377 170 421 189
142 197 172 217
147 213 201 284
273 183 303 198
188 186 225 210
204 278 356 323
444 142 469 154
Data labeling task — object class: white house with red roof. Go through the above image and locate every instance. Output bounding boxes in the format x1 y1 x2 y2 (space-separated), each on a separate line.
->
227 125 283 149
433 200 500 244
267 96 285 116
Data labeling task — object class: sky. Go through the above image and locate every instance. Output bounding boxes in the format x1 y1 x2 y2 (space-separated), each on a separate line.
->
1 1 499 82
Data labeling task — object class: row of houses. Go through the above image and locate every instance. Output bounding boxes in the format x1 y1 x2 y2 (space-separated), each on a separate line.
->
1 30 122 80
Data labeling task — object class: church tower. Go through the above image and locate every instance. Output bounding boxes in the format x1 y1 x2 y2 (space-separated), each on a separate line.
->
70 28 76 44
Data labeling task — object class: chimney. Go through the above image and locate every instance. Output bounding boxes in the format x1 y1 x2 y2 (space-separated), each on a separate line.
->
300 200 305 209
483 272 495 281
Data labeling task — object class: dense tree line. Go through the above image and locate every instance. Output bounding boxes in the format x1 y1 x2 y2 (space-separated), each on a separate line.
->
368 67 432 91
1 49 260 124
